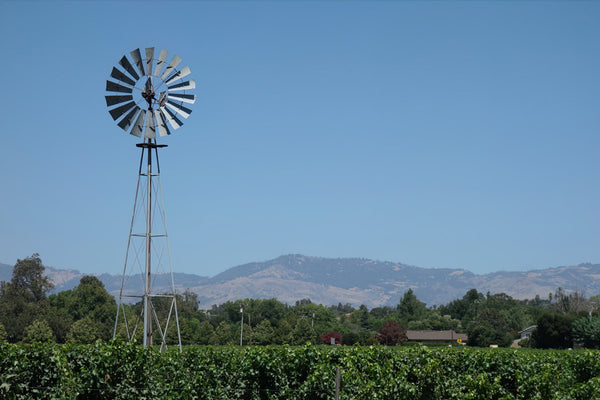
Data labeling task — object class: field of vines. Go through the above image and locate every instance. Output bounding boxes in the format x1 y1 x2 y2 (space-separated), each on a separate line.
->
1 342 600 399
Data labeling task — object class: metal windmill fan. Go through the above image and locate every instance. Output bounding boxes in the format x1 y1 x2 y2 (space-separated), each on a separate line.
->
105 47 196 138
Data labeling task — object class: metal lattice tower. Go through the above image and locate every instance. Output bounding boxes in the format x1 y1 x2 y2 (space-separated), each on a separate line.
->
104 47 196 350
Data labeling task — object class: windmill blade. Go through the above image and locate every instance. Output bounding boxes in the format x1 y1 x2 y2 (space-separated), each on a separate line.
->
130 109 146 137
119 55 139 81
110 67 136 87
130 48 145 77
165 65 191 85
106 80 133 94
161 106 183 130
145 110 157 138
168 79 195 91
166 100 192 118
105 94 133 107
154 49 168 77
156 109 171 137
160 55 182 80
168 93 196 104
117 106 140 132
109 101 136 121
145 47 154 76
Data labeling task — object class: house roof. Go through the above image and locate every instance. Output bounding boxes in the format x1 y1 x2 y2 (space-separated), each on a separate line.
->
518 325 537 334
406 330 468 342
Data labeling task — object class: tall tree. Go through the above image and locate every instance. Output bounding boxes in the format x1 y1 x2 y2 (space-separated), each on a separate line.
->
8 253 54 302
531 313 575 349
196 321 215 345
0 254 54 342
67 276 116 341
290 318 315 345
210 321 233 345
467 308 512 347
397 289 428 323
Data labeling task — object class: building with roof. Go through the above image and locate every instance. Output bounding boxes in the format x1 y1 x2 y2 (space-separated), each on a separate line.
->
406 330 468 345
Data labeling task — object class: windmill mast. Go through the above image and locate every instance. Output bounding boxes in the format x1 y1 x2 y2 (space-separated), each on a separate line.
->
144 139 153 346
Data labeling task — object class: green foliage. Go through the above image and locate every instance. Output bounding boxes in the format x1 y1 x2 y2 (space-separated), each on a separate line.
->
467 308 512 347
211 320 233 345
0 323 7 342
196 320 215 345
7 253 54 302
532 313 575 349
253 319 275 345
67 276 116 341
22 319 55 344
66 317 101 344
2 343 600 399
397 289 428 323
290 318 315 345
1 252 597 353
573 317 600 349
0 254 53 342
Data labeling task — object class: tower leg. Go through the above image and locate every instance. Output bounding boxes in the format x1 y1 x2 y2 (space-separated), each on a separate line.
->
114 139 181 351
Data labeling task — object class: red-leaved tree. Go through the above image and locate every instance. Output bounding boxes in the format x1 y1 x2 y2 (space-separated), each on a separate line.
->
321 331 342 345
376 321 407 346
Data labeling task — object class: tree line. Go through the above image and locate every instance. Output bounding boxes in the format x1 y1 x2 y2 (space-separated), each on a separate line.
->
1 254 599 348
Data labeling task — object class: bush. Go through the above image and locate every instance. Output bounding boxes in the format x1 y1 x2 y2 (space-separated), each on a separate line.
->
22 320 55 344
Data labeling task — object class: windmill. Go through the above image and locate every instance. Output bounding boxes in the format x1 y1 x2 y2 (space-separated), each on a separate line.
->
105 47 195 350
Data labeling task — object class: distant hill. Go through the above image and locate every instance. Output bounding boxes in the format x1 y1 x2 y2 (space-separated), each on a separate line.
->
2 255 599 308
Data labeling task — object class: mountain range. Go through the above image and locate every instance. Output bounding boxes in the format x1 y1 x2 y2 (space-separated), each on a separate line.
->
1 255 599 308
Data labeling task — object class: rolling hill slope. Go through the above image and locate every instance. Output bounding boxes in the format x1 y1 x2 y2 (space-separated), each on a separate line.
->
2 255 599 308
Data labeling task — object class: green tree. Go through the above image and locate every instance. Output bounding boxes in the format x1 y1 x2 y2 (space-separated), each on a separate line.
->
0 254 54 342
22 319 55 343
210 321 233 345
66 317 101 344
253 319 275 345
177 290 203 320
572 317 600 349
531 313 575 349
196 320 215 345
439 289 485 326
67 276 116 340
255 298 288 327
46 305 74 343
7 254 54 302
290 318 315 345
276 320 293 344
357 304 372 329
397 289 428 323
467 308 512 347
0 322 7 342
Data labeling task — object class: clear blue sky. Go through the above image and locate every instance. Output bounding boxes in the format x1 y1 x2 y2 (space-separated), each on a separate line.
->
1 1 599 277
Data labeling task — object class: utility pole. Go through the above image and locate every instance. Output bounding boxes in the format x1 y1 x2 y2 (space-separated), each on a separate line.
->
240 306 244 346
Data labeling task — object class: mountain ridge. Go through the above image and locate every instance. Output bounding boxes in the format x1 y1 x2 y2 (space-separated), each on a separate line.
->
1 256 599 308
